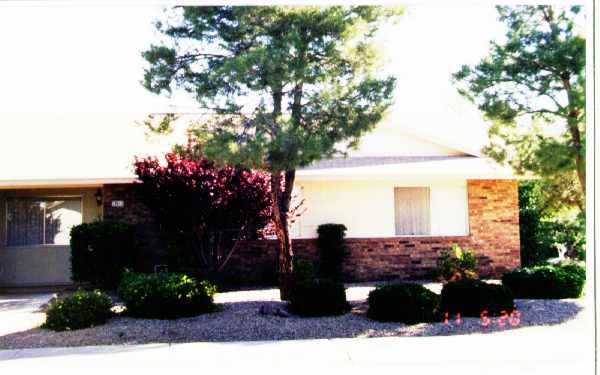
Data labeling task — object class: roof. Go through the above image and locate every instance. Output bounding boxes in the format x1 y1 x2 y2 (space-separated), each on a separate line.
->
0 112 520 188
301 156 471 170
297 155 522 181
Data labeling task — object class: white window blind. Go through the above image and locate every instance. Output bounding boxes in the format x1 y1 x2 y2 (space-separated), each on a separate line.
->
394 187 431 235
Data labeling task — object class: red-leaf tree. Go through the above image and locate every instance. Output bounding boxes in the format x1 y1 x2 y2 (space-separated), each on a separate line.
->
133 151 272 274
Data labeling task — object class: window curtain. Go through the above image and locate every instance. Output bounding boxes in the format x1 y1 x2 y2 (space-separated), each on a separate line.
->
394 187 431 235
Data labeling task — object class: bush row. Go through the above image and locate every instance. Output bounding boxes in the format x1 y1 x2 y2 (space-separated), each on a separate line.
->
45 263 584 332
43 272 219 331
367 279 515 323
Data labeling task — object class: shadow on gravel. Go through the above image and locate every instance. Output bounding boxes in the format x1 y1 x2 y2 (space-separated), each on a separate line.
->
0 296 585 357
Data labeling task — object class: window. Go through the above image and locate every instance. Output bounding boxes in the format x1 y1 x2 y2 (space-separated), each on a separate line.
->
5 197 82 246
394 187 430 235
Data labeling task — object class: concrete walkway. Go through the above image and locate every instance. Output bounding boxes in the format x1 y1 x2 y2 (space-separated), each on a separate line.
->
0 307 594 374
0 294 54 336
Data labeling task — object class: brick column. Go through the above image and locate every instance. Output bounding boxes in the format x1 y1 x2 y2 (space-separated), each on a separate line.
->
467 179 520 274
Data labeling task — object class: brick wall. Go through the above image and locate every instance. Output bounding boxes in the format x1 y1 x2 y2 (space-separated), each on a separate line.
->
102 179 520 282
227 179 520 281
102 184 167 272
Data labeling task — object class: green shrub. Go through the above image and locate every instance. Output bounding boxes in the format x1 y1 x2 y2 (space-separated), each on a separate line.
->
502 262 585 299
289 278 351 317
367 283 440 323
440 279 515 317
436 244 478 281
518 181 586 266
70 221 137 289
316 224 347 280
118 271 217 319
293 260 316 287
43 290 113 331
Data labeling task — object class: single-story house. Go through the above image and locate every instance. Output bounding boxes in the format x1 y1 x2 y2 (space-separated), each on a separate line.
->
0 118 521 289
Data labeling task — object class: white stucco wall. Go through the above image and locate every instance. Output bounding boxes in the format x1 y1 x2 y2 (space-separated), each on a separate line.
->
291 178 469 239
0 188 101 287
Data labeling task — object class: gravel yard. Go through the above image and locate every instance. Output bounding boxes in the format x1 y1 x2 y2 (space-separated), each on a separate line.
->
0 282 585 349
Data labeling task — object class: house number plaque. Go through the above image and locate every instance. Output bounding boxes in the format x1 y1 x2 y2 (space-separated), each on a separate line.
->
111 200 125 208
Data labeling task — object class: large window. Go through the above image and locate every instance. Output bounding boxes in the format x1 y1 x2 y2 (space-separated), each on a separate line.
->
5 197 82 246
394 187 431 235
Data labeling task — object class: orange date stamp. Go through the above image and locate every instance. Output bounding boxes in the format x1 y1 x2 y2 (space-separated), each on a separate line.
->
443 309 521 327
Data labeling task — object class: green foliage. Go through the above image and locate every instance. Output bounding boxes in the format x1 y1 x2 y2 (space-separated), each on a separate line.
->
436 244 478 281
142 6 402 298
43 290 113 332
440 279 515 317
70 221 137 289
293 259 316 287
367 283 440 324
289 278 351 317
142 6 401 172
519 180 586 266
316 223 347 280
453 6 586 210
502 262 585 299
118 271 217 319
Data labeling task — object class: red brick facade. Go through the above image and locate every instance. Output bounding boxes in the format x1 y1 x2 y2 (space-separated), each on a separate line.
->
102 184 167 272
102 179 520 282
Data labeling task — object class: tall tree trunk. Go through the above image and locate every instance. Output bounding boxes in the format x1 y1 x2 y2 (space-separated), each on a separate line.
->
562 77 586 198
567 116 585 196
270 170 296 300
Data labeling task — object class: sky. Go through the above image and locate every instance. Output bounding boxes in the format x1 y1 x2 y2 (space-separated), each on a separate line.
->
0 4 503 114
0 3 543 178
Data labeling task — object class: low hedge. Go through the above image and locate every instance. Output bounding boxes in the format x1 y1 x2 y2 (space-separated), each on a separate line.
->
367 283 440 324
440 279 515 317
118 271 217 319
43 290 113 331
502 262 585 299
288 278 351 317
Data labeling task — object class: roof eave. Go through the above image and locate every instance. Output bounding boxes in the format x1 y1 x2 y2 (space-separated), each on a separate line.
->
0 177 137 189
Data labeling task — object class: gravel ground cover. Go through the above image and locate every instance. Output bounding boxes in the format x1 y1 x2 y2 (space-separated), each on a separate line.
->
0 282 584 349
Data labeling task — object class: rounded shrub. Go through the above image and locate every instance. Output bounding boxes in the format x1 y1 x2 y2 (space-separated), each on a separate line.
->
440 279 515 317
502 263 585 299
367 283 440 324
118 271 217 319
70 221 136 289
43 290 113 331
288 278 351 317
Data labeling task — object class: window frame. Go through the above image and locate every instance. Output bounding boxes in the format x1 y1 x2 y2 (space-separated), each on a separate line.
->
4 195 84 248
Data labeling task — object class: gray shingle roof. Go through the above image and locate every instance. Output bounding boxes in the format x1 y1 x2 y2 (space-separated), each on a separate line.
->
300 155 476 170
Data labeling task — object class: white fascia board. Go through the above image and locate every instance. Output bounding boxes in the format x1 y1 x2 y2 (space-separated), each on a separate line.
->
296 158 528 181
0 177 137 189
